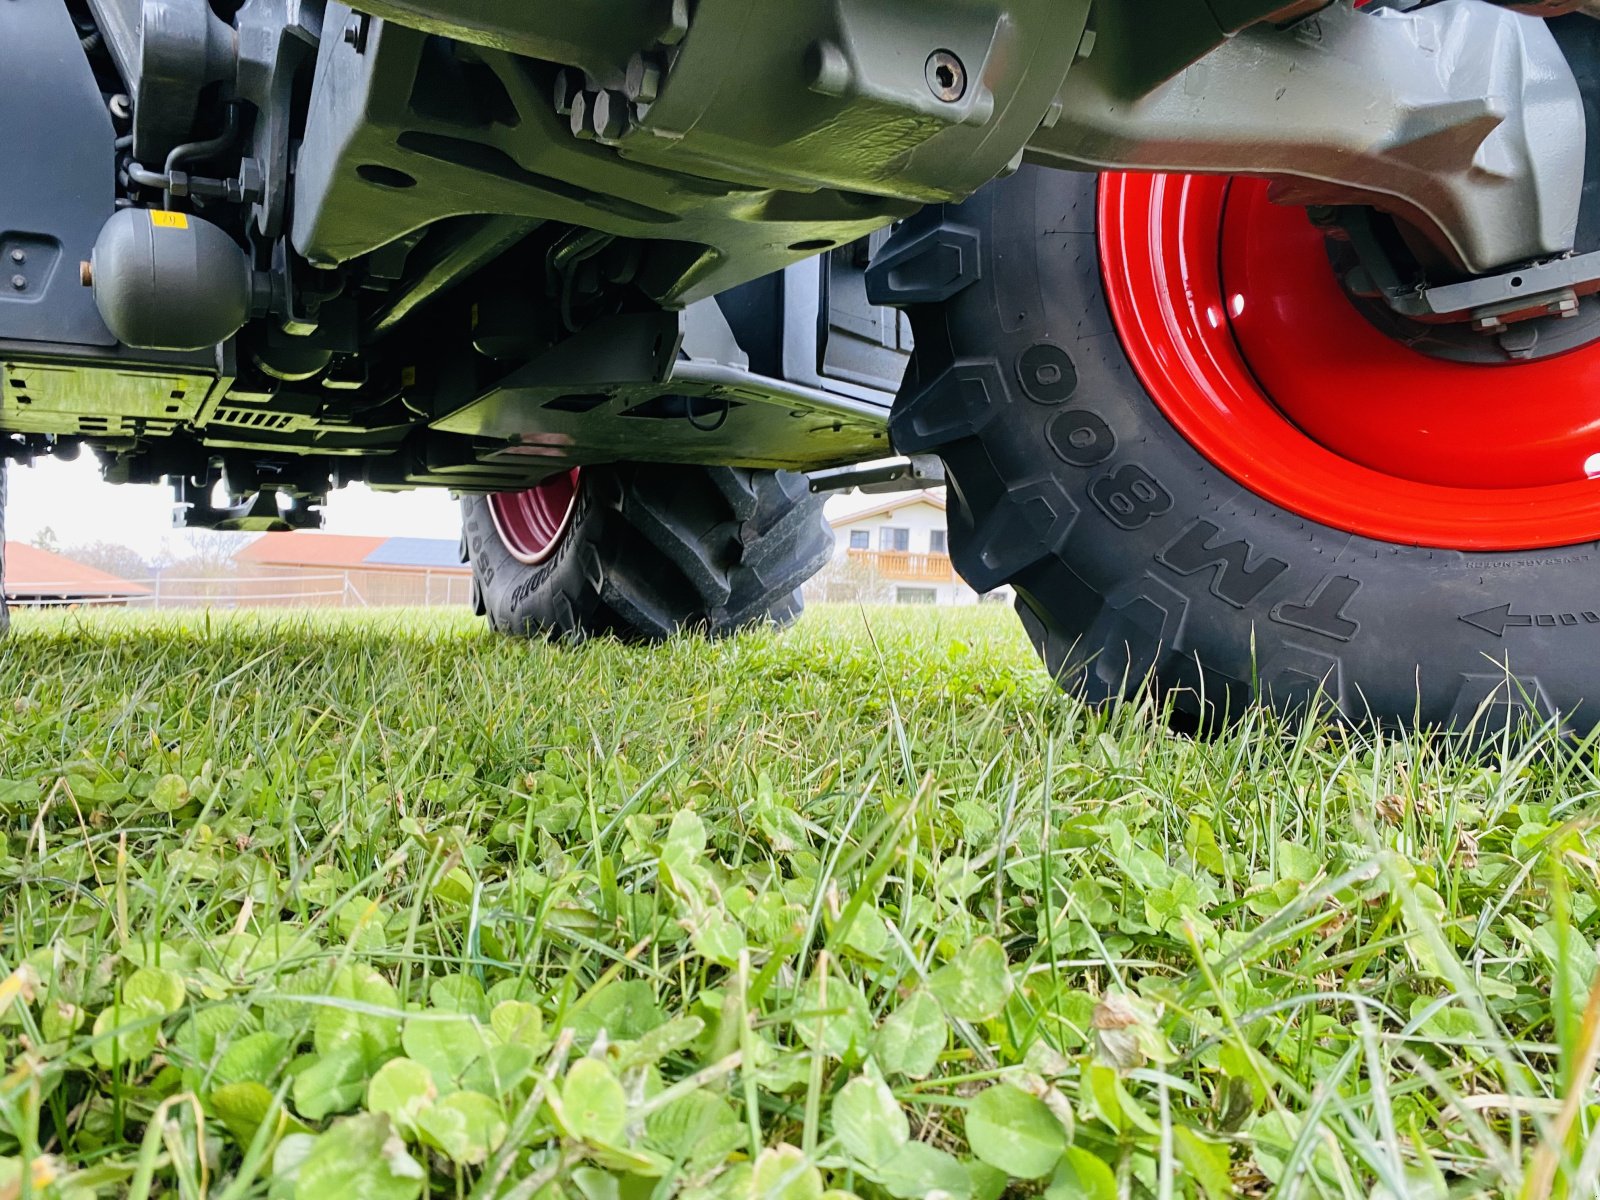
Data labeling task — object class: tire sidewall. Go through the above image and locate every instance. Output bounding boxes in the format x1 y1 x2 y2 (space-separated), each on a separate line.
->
461 470 607 636
895 167 1600 729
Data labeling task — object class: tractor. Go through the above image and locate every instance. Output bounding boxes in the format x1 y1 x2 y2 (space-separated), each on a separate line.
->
4 0 1598 727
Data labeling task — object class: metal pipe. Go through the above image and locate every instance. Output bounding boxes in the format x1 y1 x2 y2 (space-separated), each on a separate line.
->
124 104 246 204
548 229 613 332
163 103 240 173
161 103 241 208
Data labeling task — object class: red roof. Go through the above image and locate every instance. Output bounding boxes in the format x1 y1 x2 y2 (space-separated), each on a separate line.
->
234 532 468 574
4 542 151 598
234 533 388 569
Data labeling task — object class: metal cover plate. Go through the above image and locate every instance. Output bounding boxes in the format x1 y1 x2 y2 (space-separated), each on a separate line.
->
0 0 117 345
2 362 210 436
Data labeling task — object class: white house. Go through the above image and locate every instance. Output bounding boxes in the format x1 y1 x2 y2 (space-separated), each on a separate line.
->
812 489 1010 606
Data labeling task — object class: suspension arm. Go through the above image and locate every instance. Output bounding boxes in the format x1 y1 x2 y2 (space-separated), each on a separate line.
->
1026 0 1586 273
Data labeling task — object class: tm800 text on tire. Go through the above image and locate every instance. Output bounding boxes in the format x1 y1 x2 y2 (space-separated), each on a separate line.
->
869 166 1600 731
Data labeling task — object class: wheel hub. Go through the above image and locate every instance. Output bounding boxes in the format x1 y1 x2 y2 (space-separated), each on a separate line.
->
486 469 581 565
1098 173 1600 550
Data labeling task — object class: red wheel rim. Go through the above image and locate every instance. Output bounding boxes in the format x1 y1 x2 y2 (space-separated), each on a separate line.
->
486 469 581 564
1097 172 1600 551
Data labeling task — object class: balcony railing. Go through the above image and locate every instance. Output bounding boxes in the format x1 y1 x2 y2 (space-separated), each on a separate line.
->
847 548 953 582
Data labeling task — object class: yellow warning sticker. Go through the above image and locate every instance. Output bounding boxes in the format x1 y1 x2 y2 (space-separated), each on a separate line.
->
149 211 189 229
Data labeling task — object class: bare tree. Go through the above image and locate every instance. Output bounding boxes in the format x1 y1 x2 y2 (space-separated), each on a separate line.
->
150 531 255 605
163 531 254 578
805 554 892 605
61 541 150 581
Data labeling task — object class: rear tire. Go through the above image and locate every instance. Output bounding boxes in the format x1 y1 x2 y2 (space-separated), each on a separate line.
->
461 463 832 640
873 167 1600 731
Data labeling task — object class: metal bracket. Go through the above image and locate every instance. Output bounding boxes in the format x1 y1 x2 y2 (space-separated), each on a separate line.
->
1336 202 1600 324
171 474 325 531
2 0 118 347
429 308 894 471
1319 203 1600 360
1410 253 1600 323
808 454 944 494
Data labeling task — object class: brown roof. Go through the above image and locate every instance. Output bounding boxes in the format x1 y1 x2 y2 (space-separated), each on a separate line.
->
233 532 470 574
234 532 389 569
4 542 151 598
828 489 947 528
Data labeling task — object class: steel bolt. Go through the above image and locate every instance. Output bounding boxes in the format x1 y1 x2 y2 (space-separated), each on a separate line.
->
8 249 23 265
569 92 598 140
659 0 690 46
10 275 26 291
591 91 631 141
553 68 583 116
925 50 966 102
343 14 369 52
625 53 663 105
1499 327 1539 360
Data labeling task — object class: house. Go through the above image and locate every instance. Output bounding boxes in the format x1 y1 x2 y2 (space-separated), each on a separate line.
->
233 532 471 607
815 489 1008 606
3 542 151 607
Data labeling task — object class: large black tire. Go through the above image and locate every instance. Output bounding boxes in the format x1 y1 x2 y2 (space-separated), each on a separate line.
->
460 463 832 640
873 167 1600 731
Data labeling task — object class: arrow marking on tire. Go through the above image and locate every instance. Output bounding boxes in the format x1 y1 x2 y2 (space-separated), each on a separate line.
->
1459 604 1600 636
1460 605 1531 636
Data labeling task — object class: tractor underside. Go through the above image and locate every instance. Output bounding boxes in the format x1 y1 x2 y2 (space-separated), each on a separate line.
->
1 0 1595 528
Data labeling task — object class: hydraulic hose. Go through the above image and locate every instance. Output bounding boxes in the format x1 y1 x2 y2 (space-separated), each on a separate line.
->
157 103 243 209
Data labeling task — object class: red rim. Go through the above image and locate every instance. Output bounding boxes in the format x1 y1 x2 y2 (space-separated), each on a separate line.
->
486 469 581 564
1097 172 1600 551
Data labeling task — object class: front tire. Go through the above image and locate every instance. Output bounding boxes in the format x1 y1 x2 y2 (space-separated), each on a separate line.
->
461 463 832 640
874 166 1600 731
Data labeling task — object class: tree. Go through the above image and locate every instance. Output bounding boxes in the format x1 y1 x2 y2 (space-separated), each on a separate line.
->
163 530 253 577
61 541 150 581
30 525 60 553
154 531 254 604
806 554 892 605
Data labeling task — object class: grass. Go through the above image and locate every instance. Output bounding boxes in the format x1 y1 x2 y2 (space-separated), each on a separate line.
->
0 603 1597 1199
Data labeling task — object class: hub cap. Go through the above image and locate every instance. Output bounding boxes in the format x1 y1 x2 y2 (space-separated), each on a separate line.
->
1098 173 1600 550
486 469 581 564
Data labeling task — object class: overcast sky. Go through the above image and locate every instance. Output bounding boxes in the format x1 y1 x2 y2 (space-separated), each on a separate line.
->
6 456 463 558
5 457 893 559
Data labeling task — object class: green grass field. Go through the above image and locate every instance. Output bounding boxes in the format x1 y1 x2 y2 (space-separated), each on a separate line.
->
0 604 1596 1199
